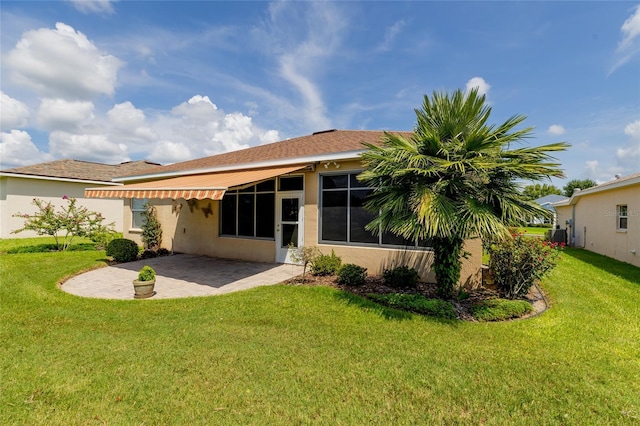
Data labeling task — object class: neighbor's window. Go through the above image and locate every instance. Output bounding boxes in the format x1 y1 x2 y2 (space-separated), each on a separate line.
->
617 205 628 230
131 198 148 229
220 180 275 239
320 172 430 248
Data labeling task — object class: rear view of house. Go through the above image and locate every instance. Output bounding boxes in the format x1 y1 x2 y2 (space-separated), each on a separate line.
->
554 172 640 267
87 130 483 286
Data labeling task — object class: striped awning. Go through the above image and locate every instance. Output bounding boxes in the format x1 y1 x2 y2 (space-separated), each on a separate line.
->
85 164 306 200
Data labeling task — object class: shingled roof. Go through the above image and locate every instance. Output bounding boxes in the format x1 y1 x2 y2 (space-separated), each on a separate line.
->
2 159 161 183
121 129 412 179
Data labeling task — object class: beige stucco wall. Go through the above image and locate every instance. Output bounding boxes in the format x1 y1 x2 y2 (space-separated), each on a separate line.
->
0 176 124 239
124 198 276 263
555 184 639 267
125 159 482 287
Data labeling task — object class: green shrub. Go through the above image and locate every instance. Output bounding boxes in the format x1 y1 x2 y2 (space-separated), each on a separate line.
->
140 249 158 259
368 293 457 319
470 299 533 321
91 231 122 250
485 234 563 299
311 250 342 276
106 238 139 262
137 265 156 282
141 202 162 251
337 264 367 286
383 265 419 288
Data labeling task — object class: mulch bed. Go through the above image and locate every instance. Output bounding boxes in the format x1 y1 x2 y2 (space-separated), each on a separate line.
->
284 273 547 321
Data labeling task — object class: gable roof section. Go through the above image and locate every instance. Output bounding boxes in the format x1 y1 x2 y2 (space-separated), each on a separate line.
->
553 171 640 207
1 159 161 183
117 129 412 182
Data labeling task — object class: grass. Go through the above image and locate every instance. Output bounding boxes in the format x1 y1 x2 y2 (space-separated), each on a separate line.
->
470 299 534 321
1 238 639 424
517 226 551 237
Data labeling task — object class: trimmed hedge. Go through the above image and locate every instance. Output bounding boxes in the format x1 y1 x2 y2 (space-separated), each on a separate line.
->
337 264 367 286
106 238 139 263
383 266 419 288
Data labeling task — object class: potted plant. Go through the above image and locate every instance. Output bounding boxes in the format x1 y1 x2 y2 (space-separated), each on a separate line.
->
133 265 156 299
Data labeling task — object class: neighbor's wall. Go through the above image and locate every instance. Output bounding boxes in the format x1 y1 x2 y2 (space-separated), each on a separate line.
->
557 185 639 267
0 176 124 239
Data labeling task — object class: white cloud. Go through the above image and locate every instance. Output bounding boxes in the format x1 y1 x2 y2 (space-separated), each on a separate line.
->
619 4 640 51
148 141 192 165
585 160 599 176
610 5 640 74
0 92 30 130
36 98 95 131
260 130 280 145
547 124 566 136
0 130 52 168
49 130 128 163
616 119 640 170
253 2 344 132
68 0 115 15
377 20 406 52
107 102 156 142
279 55 331 131
5 22 123 100
466 77 491 97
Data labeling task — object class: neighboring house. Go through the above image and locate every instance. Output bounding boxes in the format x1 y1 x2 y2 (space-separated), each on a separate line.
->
530 194 568 227
553 172 640 267
0 159 160 239
86 129 483 287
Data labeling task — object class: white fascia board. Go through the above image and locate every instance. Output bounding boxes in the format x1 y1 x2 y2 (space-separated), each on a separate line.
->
552 175 640 206
113 150 365 183
0 172 122 186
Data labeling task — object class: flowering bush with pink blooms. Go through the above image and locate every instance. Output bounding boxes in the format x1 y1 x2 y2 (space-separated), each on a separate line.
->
12 197 115 251
485 234 563 299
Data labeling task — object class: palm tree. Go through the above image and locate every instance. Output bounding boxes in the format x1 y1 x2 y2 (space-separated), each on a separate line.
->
359 88 569 298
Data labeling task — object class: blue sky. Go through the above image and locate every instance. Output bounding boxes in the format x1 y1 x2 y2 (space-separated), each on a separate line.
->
1 1 639 187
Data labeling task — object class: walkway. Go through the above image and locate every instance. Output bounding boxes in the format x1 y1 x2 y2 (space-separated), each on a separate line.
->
62 254 303 300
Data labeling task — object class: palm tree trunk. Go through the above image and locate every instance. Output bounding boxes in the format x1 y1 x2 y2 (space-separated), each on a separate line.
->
432 236 464 299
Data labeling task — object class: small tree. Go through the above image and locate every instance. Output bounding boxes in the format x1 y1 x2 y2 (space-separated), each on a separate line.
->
12 197 115 251
289 245 319 282
563 179 596 197
359 89 569 299
521 183 562 200
141 202 162 251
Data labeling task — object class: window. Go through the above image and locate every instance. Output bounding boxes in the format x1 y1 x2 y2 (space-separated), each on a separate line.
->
131 198 148 229
617 205 628 230
320 172 430 248
220 180 275 238
279 175 304 191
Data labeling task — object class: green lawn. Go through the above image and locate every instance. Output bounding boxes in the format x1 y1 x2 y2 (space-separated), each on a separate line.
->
1 238 639 425
517 226 552 237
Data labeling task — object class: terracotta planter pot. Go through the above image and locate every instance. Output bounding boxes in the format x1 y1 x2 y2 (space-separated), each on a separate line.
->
133 279 156 299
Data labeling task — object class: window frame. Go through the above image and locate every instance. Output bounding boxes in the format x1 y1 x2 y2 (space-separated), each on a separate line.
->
219 179 276 240
318 171 431 250
617 204 628 231
130 198 148 230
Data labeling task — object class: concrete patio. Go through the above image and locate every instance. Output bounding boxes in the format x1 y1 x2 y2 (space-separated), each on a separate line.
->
61 254 303 300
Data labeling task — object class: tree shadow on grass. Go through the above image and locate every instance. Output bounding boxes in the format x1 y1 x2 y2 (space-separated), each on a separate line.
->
566 248 640 285
333 291 460 326
6 243 97 254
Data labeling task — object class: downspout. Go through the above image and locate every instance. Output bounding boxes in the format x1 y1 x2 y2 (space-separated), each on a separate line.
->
571 204 576 246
